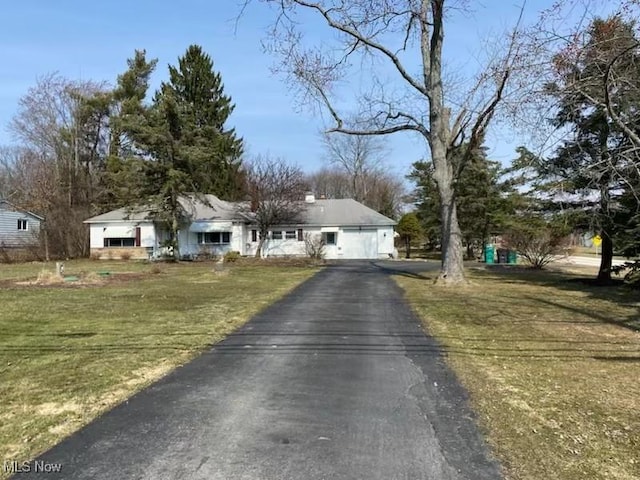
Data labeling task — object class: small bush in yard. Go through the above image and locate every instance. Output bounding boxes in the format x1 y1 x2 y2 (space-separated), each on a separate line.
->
197 246 218 261
224 251 241 263
503 216 569 269
120 251 132 261
304 233 325 261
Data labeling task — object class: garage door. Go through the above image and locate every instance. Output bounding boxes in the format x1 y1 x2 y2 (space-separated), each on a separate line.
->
340 229 378 259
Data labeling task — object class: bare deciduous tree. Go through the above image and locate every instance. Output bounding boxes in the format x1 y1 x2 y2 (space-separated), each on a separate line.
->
306 167 353 200
321 132 385 203
7 73 111 258
306 166 405 219
244 156 308 257
249 0 526 284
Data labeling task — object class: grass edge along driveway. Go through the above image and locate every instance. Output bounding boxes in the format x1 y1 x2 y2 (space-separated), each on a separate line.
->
395 266 640 480
0 260 318 476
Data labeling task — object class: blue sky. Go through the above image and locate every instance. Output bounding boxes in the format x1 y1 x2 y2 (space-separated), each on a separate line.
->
0 0 612 177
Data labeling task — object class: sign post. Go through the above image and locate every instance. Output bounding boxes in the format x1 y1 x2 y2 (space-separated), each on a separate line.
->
593 235 602 255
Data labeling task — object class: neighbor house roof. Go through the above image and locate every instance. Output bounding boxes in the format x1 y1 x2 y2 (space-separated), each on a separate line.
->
84 195 396 226
0 199 44 221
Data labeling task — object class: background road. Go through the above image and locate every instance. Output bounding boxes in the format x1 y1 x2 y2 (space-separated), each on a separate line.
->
17 261 501 480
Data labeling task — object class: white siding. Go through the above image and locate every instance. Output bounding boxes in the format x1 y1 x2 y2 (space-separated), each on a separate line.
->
231 224 245 253
244 227 316 258
244 225 395 259
262 235 307 257
377 226 395 257
190 221 233 232
180 222 244 257
89 225 105 248
139 225 156 248
90 223 156 249
103 226 135 237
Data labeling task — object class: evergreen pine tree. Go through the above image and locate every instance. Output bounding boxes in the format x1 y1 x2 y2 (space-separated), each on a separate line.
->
164 45 244 199
109 46 244 258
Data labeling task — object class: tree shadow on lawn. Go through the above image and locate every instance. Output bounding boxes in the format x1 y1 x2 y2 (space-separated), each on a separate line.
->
371 260 442 281
472 265 640 332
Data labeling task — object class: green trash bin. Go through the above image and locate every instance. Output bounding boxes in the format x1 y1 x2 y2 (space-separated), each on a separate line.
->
484 245 495 264
507 250 517 265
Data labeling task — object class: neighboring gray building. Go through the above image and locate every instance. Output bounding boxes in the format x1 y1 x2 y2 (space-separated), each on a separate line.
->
0 200 43 248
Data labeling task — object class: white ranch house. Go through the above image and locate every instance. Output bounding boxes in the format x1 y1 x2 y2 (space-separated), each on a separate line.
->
84 194 396 260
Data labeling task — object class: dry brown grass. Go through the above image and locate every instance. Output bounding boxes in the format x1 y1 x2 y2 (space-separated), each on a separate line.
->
396 267 640 480
34 270 64 285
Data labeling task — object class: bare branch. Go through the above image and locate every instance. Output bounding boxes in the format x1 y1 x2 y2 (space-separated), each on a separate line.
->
242 155 308 257
282 0 428 97
603 41 640 148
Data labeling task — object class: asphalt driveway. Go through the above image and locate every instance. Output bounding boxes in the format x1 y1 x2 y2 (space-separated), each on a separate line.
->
16 261 501 480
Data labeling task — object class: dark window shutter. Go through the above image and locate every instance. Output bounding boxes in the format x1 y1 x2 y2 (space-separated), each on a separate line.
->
297 229 303 241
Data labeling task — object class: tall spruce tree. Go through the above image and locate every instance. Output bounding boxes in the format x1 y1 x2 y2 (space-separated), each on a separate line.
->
164 45 244 199
112 47 244 258
543 16 640 283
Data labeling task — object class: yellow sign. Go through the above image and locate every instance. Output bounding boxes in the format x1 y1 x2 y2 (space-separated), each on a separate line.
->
593 235 602 247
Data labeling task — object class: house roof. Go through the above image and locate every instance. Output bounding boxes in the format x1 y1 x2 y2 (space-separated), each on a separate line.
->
0 200 44 220
302 199 396 226
84 195 239 224
84 195 396 227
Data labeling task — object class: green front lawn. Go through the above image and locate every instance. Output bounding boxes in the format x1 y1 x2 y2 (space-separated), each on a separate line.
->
0 260 317 474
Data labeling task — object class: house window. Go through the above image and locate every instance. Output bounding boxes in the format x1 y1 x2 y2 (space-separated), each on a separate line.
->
104 238 135 247
17 219 28 231
323 232 337 245
272 231 283 240
197 232 231 244
297 229 303 241
285 230 296 240
251 230 257 242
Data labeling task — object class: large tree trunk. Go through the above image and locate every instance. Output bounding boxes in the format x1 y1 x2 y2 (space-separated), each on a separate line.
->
438 186 466 284
426 1 466 285
430 118 466 283
405 237 411 259
596 177 613 284
597 229 613 284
